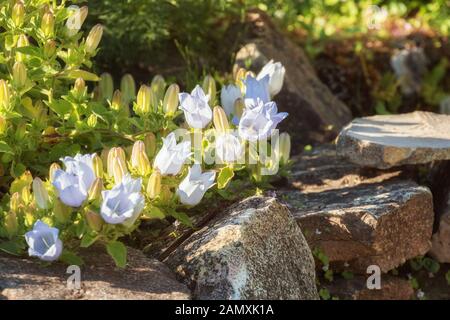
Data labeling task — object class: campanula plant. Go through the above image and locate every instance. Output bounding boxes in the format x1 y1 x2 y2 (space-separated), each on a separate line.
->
0 1 291 267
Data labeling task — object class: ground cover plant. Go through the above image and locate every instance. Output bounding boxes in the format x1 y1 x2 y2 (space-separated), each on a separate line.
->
0 0 291 267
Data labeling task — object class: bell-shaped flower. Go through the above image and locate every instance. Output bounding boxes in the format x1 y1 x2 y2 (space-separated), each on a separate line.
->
238 99 288 142
52 154 96 207
25 220 63 262
177 164 215 206
256 60 286 97
154 132 191 176
243 74 270 105
179 85 212 129
216 132 244 163
100 175 145 228
220 84 242 117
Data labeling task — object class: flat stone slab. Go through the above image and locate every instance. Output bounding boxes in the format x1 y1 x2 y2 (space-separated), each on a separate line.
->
165 196 319 300
279 180 434 273
288 145 406 193
336 111 450 169
0 246 190 300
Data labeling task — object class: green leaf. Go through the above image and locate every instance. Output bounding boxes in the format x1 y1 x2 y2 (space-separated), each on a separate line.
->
423 257 440 274
319 288 331 300
80 233 99 248
446 271 450 286
0 141 14 154
106 241 127 268
0 239 26 255
48 99 72 116
170 210 193 228
64 69 100 81
15 46 42 58
217 166 234 189
60 250 84 266
341 271 354 280
144 205 165 219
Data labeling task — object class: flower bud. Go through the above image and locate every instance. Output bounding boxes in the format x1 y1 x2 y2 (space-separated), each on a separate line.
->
49 163 61 182
234 67 246 91
84 208 103 232
92 154 103 178
131 141 151 176
32 177 49 210
10 192 21 213
112 156 127 184
146 170 161 199
15 122 26 140
151 74 166 103
99 73 114 102
12 1 25 27
144 133 157 158
72 77 86 99
12 61 27 88
101 148 110 170
120 74 136 105
88 178 103 202
213 106 229 133
85 24 103 54
15 34 29 61
233 98 245 119
43 40 56 58
107 147 126 177
279 132 291 164
66 6 88 37
87 114 97 128
0 80 10 110
53 199 72 224
135 84 152 115
0 116 7 135
21 185 32 204
4 211 18 238
160 185 172 203
202 75 216 105
41 11 54 37
163 83 179 115
111 89 122 111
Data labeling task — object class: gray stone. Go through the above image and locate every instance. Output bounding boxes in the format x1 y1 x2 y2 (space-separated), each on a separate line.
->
337 111 450 169
280 181 434 273
0 246 190 300
165 196 319 300
235 10 352 153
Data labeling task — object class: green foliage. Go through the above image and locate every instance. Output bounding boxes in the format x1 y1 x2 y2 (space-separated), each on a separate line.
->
409 256 440 274
0 0 104 180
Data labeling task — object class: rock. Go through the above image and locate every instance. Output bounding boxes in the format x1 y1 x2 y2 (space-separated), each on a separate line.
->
430 213 450 262
164 196 319 300
235 10 352 154
428 161 450 262
337 111 450 169
279 145 433 274
0 246 190 300
288 145 409 193
324 275 414 300
279 180 434 273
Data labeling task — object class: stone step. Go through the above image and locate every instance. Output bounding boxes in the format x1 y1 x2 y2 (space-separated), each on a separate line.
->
0 246 190 300
336 111 450 169
164 196 319 300
279 145 434 274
